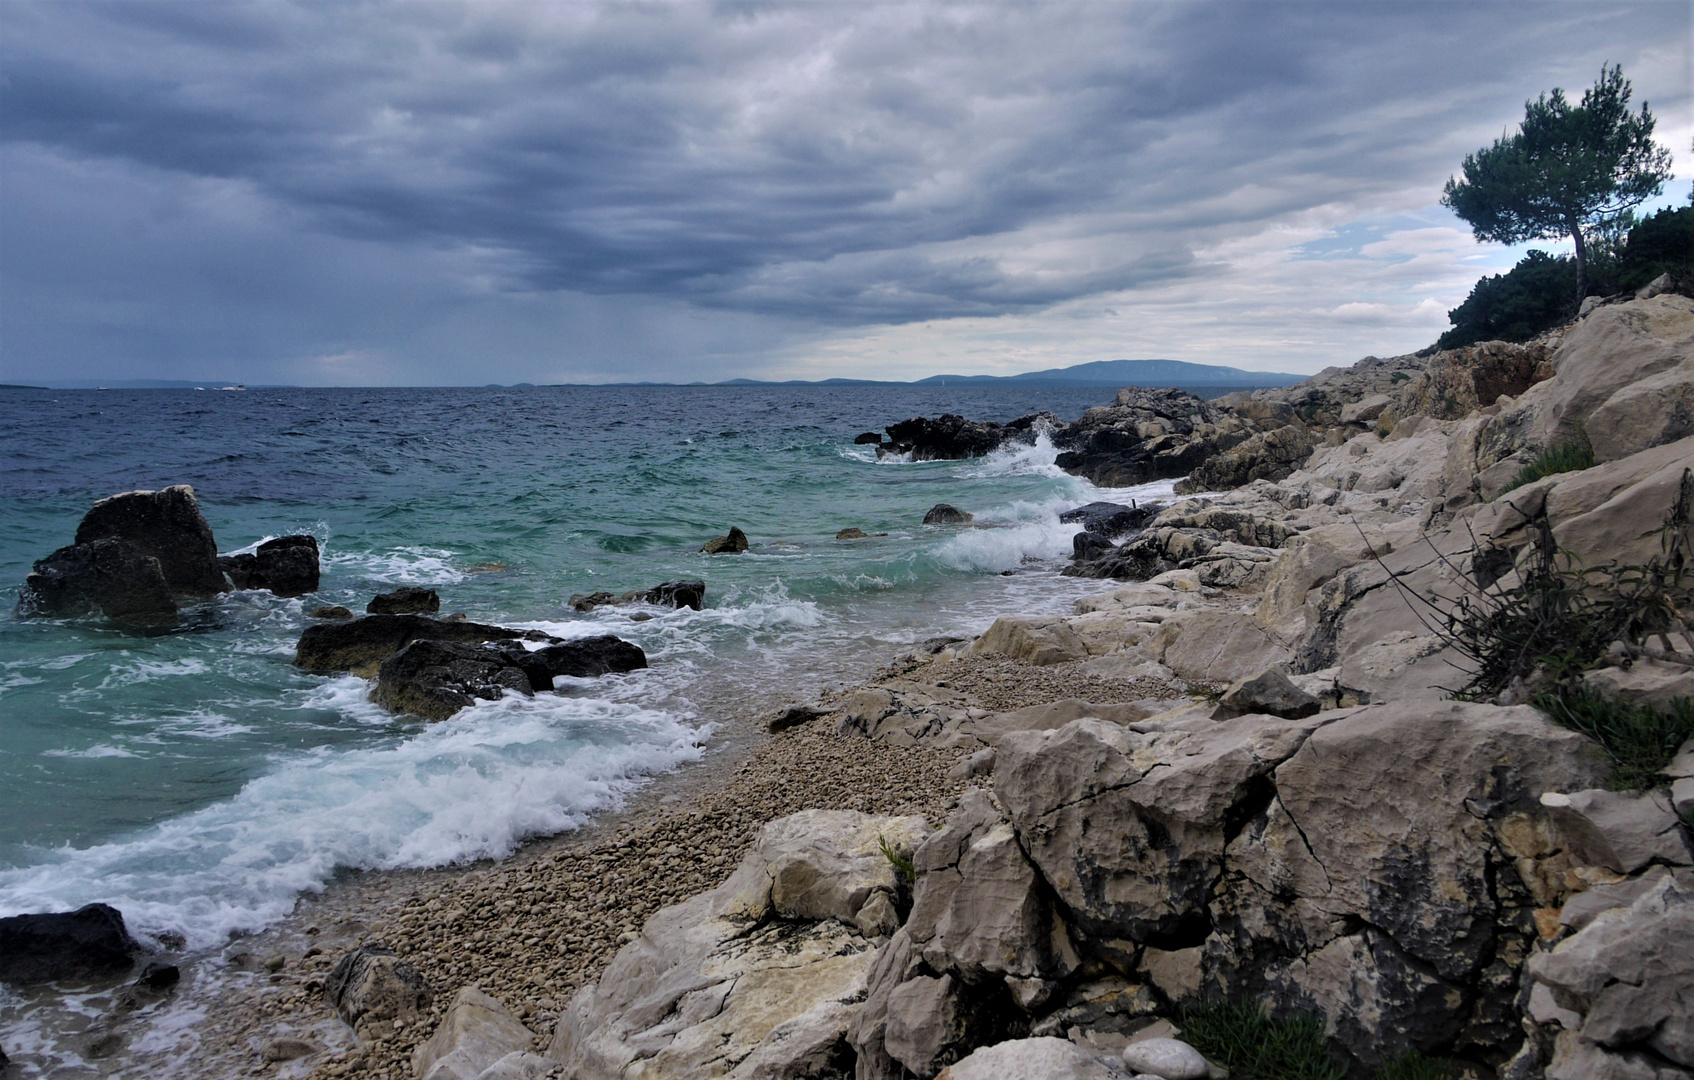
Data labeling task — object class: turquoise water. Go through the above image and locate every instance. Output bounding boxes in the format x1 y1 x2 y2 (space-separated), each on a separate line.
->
0 384 1167 949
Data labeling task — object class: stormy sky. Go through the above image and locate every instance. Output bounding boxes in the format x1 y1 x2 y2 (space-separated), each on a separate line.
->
1 2 1688 386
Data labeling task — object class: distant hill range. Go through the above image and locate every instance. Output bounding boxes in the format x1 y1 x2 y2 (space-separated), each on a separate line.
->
714 359 1304 389
909 359 1304 388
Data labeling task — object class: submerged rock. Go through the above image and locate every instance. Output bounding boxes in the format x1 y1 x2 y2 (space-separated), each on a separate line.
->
837 527 869 539
701 527 749 554
0 903 142 986
218 534 320 596
367 586 440 614
569 579 705 612
923 504 974 525
73 485 229 596
17 538 178 624
372 635 647 720
307 604 354 620
881 412 1054 461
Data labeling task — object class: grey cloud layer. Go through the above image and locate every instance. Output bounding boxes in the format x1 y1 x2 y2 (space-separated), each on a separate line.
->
7 1 1682 331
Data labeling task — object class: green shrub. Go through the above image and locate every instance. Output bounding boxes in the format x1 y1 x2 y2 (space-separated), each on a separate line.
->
878 834 915 883
1617 205 1694 292
1536 687 1694 790
1374 1053 1459 1080
1437 250 1578 350
1180 1001 1345 1080
1499 431 1597 493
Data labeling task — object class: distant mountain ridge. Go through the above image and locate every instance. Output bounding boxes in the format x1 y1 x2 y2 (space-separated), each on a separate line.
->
910 359 1304 387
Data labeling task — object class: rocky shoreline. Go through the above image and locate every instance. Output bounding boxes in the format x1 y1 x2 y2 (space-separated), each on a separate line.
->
5 290 1693 1080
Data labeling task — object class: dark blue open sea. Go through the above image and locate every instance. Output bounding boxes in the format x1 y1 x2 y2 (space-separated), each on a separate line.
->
0 384 1173 1061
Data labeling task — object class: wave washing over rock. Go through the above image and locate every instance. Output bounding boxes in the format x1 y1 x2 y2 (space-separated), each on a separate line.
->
3 301 1693 1079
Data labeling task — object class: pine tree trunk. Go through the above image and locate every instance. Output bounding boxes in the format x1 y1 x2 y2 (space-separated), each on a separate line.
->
1569 216 1588 308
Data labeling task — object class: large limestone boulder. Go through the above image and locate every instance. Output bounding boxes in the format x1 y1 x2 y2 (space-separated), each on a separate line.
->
994 713 1331 945
1529 871 1694 1078
73 485 230 595
1158 610 1291 684
936 1037 1129 1080
412 986 538 1080
715 809 931 937
550 812 926 1080
1215 702 1610 1064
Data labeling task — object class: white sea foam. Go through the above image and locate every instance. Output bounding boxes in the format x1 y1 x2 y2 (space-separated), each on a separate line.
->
42 744 140 760
0 693 708 949
323 546 469 586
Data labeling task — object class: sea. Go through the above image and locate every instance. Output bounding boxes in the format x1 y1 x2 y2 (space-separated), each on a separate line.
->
0 383 1191 1072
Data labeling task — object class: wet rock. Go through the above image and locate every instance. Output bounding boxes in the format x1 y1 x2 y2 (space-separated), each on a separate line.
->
219 534 321 596
1060 502 1160 538
854 431 884 445
73 485 229 595
324 942 432 1029
367 586 441 614
1214 667 1321 719
411 986 535 1080
937 1037 1126 1080
294 613 550 676
924 504 974 525
1175 423 1318 494
307 604 354 620
1120 1037 1208 1080
525 636 648 681
135 961 179 990
1053 387 1256 488
1073 532 1116 561
569 580 705 612
373 640 535 721
837 527 869 539
881 412 1053 461
0 903 142 986
16 538 178 624
701 527 749 554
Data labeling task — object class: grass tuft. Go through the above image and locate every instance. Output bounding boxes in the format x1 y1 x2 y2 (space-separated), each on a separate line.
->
1375 1052 1459 1080
1180 1000 1345 1080
1535 687 1694 790
1500 432 1597 494
878 834 915 883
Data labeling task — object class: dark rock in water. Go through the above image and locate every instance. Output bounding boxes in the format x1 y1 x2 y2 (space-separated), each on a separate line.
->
366 586 440 614
1058 501 1161 538
527 636 648 681
294 613 553 676
569 580 705 613
135 961 180 990
1053 387 1259 487
836 527 868 540
1 1041 8 1070
881 412 1055 461
1071 532 1115 561
325 943 432 1029
307 604 354 620
371 634 647 719
923 504 973 525
853 431 883 445
219 535 320 597
701 527 749 554
74 485 229 596
0 903 142 986
1175 423 1318 494
769 705 825 733
16 539 178 624
373 640 534 721
1062 534 1174 581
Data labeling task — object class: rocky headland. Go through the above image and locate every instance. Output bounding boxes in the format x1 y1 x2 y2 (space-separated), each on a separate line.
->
6 291 1693 1080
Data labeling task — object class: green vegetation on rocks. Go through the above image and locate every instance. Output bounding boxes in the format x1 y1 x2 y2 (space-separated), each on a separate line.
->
1499 430 1596 493
1179 1001 1345 1080
1536 687 1694 790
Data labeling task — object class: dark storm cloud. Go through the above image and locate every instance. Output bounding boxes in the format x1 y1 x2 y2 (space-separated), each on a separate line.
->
0 1 1687 381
